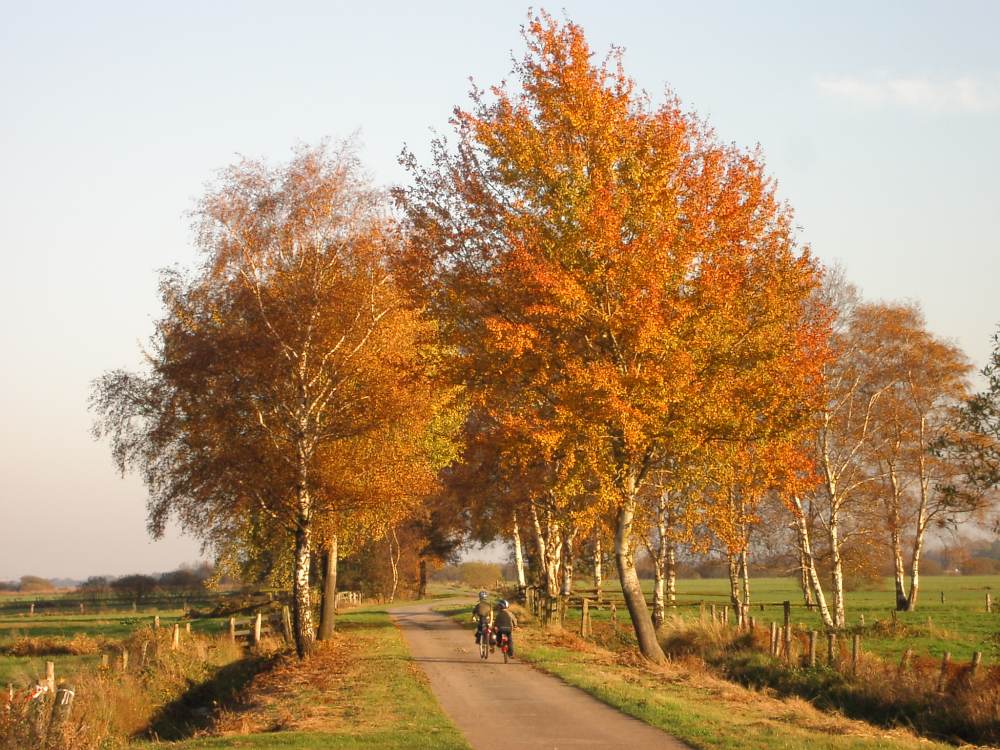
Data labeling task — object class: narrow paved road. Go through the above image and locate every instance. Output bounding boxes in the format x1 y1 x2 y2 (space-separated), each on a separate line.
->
391 601 690 750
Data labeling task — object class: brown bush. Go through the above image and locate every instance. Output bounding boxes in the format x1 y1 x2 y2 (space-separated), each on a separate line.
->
1 634 105 656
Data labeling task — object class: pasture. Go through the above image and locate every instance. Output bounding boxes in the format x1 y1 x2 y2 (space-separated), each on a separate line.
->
564 575 1000 662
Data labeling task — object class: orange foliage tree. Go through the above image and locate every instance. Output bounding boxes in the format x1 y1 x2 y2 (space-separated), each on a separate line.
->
92 144 440 657
398 14 829 661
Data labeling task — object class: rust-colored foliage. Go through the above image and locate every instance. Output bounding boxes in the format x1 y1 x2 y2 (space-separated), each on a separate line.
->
398 13 830 661
93 144 447 657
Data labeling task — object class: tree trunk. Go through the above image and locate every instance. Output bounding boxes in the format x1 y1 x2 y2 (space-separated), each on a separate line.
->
593 535 603 602
561 527 577 596
387 527 401 603
531 504 563 597
651 492 668 629
891 527 907 611
907 440 930 611
615 493 666 663
828 508 846 628
665 542 676 605
797 533 814 607
292 503 315 658
728 555 741 609
512 511 527 596
652 557 665 630
417 558 428 600
887 462 908 611
317 536 338 641
792 496 833 627
739 544 750 606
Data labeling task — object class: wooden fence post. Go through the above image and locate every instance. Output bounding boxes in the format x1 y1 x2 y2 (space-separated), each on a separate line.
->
699 601 705 623
29 603 34 616
898 647 913 674
808 631 817 667
185 622 191 635
827 632 836 667
783 625 792 663
749 616 757 632
722 605 729 627
79 603 84 614
610 602 618 632
154 615 160 629
171 623 180 651
851 635 860 675
253 612 262 645
100 653 109 670
769 622 778 657
45 661 55 695
987 593 993 614
132 601 137 613
940 591 945 605
970 652 983 676
120 648 129 671
859 614 865 626
229 616 236 642
782 601 790 630
48 685 76 742
140 642 149 667
710 604 717 624
938 651 951 692
580 599 590 638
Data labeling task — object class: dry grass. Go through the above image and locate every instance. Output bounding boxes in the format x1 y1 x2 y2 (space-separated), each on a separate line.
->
213 634 359 735
1 627 255 750
0 633 108 656
651 617 1000 746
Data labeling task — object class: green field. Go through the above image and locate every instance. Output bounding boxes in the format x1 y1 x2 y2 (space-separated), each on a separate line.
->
0 601 242 686
564 575 1000 662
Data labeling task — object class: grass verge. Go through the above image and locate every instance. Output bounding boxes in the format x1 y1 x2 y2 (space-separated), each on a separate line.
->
152 607 470 750
436 604 961 750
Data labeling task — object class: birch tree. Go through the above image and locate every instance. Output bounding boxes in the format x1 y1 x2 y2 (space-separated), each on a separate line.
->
92 144 435 657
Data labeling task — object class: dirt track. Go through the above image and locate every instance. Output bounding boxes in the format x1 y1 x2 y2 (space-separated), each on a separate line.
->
391 601 690 750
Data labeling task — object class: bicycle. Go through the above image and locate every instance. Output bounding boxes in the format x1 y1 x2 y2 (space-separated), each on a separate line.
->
479 631 490 660
496 628 511 663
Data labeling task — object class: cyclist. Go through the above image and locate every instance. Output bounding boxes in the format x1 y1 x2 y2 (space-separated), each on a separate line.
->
493 599 517 657
471 590 493 645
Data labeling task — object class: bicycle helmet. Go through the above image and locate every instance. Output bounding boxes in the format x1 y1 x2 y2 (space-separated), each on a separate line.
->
498 599 509 609
478 590 488 600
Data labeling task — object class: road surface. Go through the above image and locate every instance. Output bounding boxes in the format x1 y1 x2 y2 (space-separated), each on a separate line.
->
391 601 690 750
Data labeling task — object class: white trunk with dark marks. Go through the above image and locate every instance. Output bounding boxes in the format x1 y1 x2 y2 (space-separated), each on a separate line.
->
512 512 527 595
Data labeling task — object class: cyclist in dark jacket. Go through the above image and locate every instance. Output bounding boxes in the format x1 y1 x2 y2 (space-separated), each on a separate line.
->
471 591 493 644
493 599 517 656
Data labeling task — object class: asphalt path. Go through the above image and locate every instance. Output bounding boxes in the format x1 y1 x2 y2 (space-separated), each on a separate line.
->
391 600 690 750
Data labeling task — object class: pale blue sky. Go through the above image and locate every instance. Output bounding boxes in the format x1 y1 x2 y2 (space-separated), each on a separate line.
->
2 1 998 579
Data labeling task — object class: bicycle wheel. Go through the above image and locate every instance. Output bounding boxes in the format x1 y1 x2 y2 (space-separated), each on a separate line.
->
503 647 509 664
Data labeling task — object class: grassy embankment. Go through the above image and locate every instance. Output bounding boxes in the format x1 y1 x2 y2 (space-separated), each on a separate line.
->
439 575 1000 749
145 605 469 750
2 592 469 750
439 601 966 750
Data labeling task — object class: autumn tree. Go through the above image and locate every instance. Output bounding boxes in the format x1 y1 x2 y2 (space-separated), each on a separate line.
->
398 14 828 661
864 303 974 610
92 144 436 657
